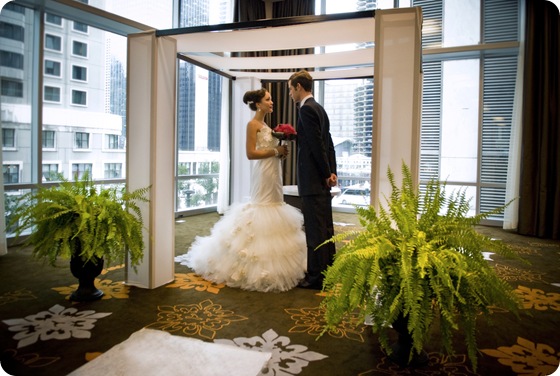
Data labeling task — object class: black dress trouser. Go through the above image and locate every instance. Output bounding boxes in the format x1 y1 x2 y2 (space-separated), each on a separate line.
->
300 190 336 284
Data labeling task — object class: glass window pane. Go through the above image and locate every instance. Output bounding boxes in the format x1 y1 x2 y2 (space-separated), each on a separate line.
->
45 13 62 26
44 86 61 102
440 59 479 183
72 65 87 81
175 0 233 213
2 128 15 148
42 16 127 181
1 4 33 185
44 59 61 76
72 41 87 57
45 33 61 51
443 0 480 47
42 130 56 148
0 21 25 42
324 78 372 193
96 1 174 29
0 51 24 69
73 21 88 33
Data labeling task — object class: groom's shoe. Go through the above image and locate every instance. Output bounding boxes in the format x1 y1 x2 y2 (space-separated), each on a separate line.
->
297 279 322 290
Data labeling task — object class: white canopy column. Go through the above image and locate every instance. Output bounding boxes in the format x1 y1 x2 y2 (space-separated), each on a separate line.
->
371 7 423 209
125 31 176 288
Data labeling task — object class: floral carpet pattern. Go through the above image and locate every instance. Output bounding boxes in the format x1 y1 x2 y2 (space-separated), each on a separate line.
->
215 329 328 376
1 212 559 376
3 305 112 349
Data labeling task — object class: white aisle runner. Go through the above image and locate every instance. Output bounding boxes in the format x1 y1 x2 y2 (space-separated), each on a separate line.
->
68 329 272 376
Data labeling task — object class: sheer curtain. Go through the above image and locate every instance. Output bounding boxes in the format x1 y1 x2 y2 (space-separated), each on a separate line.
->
504 5 526 231
517 0 560 239
234 0 315 186
0 150 6 256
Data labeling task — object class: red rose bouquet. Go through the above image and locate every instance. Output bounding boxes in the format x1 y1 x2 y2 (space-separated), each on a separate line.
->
272 124 297 141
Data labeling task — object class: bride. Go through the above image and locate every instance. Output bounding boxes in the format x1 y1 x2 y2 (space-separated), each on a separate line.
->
175 88 307 292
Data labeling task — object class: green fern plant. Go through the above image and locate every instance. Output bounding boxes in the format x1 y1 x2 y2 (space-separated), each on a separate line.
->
7 172 150 269
320 162 524 372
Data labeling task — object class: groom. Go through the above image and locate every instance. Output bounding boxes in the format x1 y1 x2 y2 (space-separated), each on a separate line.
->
288 70 338 290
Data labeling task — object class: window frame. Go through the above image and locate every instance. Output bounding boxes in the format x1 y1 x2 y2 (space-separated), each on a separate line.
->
1 78 23 98
72 40 88 58
44 33 63 52
2 128 16 149
43 85 61 103
71 89 87 106
74 131 90 150
42 130 56 149
44 58 62 77
71 64 88 82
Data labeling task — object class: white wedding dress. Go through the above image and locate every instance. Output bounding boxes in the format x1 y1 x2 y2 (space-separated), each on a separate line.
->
175 126 307 292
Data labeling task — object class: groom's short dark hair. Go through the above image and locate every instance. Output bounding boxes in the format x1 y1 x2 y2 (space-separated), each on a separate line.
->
289 70 313 92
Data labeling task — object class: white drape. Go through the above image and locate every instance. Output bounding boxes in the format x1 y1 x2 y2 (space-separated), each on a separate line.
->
216 79 231 214
0 146 7 256
228 77 260 207
503 6 526 231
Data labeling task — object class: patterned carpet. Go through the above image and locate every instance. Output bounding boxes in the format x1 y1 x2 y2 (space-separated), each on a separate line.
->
1 211 559 376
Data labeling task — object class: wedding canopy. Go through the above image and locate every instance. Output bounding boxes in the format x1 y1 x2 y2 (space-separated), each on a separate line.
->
126 8 423 289
156 11 376 81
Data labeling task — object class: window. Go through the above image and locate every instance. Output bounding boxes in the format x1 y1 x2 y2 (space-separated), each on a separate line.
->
104 163 122 178
0 51 24 69
1 79 23 98
44 86 61 102
3 3 25 14
75 132 89 149
105 134 121 149
174 1 232 213
45 34 62 51
0 21 25 42
71 163 92 179
73 21 88 33
45 13 62 26
2 128 15 148
71 90 87 105
44 59 61 76
72 41 87 57
3 164 19 183
178 162 192 175
42 164 59 181
414 0 520 221
42 130 56 148
72 65 87 81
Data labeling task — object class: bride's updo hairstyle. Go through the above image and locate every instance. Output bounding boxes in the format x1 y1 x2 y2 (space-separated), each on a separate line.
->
243 88 268 111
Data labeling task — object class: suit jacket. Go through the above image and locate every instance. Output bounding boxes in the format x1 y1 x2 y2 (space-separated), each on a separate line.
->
296 98 337 196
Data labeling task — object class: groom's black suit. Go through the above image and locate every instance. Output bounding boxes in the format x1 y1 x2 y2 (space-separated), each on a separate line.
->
296 97 337 288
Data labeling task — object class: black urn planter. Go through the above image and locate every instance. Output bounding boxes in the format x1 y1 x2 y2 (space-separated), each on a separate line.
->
388 314 429 367
69 255 104 302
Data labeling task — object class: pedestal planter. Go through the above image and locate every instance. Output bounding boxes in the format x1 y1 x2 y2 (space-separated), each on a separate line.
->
388 314 429 367
69 256 104 302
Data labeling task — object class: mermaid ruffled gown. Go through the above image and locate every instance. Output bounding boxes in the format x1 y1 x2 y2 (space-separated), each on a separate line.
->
175 126 307 292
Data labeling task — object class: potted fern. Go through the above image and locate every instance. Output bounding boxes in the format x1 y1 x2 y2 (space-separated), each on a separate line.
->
319 163 524 372
7 172 149 302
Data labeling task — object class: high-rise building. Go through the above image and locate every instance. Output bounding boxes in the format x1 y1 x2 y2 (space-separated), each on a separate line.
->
1 2 124 183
